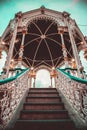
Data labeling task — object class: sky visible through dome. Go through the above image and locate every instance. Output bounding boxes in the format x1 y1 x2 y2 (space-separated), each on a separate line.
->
0 0 87 87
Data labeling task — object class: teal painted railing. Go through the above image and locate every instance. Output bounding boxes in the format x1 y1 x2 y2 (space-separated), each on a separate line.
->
0 68 29 85
56 67 87 125
56 68 87 84
0 68 29 128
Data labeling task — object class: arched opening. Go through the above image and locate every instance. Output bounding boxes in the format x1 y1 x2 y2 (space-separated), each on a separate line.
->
0 51 7 72
36 69 51 88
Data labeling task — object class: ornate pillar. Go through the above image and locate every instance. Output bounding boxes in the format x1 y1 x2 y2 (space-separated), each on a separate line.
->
4 12 22 77
63 12 83 76
30 77 32 88
58 26 68 68
18 26 27 68
83 37 87 61
50 77 52 87
29 67 36 88
28 76 31 88
50 67 57 88
0 38 4 59
33 77 36 88
50 68 54 88
84 48 87 60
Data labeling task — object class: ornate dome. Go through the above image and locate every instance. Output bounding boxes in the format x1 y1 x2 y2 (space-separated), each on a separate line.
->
2 6 84 69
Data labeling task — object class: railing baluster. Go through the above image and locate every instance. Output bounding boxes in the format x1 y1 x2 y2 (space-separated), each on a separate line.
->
56 69 87 124
0 69 29 128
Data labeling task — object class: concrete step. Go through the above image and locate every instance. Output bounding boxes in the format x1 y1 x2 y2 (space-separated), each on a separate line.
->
29 88 57 93
11 88 78 130
26 96 61 103
20 110 69 120
28 93 59 97
13 119 76 130
29 88 57 90
23 102 65 110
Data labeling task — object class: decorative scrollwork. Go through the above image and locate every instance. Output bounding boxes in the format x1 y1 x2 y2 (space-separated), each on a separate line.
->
82 90 87 120
56 70 87 122
0 70 29 128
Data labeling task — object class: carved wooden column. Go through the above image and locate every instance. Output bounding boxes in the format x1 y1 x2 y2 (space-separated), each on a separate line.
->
33 77 36 88
58 26 68 68
29 67 36 88
18 26 27 68
0 38 5 59
63 12 83 76
50 77 52 87
4 12 22 77
50 67 57 88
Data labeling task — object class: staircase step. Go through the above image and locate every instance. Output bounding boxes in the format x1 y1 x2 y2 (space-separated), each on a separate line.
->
11 88 77 130
26 96 61 103
30 88 56 90
28 93 59 97
28 91 58 94
14 119 75 130
23 102 65 110
20 110 69 120
29 88 57 93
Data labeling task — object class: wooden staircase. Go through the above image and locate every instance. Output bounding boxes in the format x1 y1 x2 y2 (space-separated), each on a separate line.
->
12 88 79 130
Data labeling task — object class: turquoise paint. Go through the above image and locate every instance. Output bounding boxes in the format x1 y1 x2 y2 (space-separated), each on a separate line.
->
0 0 87 36
57 68 87 84
0 68 29 85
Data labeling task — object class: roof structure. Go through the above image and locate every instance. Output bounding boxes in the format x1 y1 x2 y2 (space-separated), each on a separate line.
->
2 6 84 69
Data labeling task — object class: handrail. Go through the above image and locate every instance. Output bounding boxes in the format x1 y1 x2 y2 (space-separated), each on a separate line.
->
0 68 29 128
0 68 29 85
56 68 87 125
57 68 87 84
1 68 26 74
60 67 77 71
60 67 86 73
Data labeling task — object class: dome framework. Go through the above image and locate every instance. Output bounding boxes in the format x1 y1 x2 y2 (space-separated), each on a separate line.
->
1 6 87 76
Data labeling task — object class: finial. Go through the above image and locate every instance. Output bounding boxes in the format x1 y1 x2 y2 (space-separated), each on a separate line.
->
41 5 45 9
40 5 45 14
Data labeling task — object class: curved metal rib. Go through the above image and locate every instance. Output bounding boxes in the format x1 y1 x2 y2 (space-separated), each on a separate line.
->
32 21 43 35
32 38 43 66
46 33 58 36
27 32 41 36
23 56 31 67
24 37 40 47
46 36 62 46
44 38 54 67
44 22 54 35
13 47 20 58
55 56 62 67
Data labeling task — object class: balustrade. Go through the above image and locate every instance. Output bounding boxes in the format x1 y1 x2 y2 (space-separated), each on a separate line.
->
0 68 29 129
56 68 87 123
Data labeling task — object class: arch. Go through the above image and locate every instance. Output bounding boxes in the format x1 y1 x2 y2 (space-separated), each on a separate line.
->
35 65 51 73
35 68 51 88
0 51 7 72
2 7 85 70
25 14 61 28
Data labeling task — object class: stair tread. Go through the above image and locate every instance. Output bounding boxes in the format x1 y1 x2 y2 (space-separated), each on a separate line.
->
26 96 61 98
17 119 73 122
29 90 57 91
14 119 75 130
21 110 68 113
30 88 56 89
28 94 59 97
12 88 76 130
24 102 64 105
28 92 58 93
